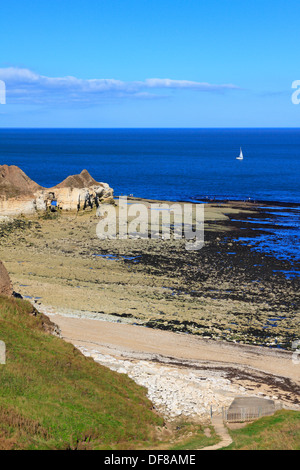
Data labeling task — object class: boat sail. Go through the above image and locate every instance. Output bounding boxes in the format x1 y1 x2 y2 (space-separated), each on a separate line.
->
236 147 243 160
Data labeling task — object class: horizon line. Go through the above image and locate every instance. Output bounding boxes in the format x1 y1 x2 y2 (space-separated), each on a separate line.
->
0 126 300 130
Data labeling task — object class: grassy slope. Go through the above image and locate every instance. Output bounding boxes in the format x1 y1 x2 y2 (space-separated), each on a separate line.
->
0 295 165 450
3 295 297 450
225 410 300 450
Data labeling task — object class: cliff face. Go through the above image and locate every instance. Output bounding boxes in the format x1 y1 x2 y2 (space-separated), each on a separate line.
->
0 261 13 297
45 169 114 212
0 165 42 198
0 165 114 215
0 165 43 215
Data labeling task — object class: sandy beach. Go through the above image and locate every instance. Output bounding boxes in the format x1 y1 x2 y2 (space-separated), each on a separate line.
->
49 312 299 382
47 312 300 421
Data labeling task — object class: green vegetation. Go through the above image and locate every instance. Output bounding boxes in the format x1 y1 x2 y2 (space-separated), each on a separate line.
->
0 295 217 450
3 294 297 451
0 295 165 450
169 423 219 450
225 410 300 450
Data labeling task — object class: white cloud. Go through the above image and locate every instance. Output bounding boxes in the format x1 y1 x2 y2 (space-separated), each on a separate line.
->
0 67 240 105
143 78 238 91
0 67 39 83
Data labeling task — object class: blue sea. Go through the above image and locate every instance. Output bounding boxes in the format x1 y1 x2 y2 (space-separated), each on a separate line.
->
0 128 299 269
1 128 300 203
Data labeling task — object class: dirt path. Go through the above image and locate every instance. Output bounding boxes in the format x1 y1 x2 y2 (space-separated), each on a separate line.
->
200 415 232 450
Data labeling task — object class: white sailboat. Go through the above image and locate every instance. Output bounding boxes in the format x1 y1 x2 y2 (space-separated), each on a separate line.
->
236 147 243 160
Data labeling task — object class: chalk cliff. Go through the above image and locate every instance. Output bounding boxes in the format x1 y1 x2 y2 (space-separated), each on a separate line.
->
0 165 114 215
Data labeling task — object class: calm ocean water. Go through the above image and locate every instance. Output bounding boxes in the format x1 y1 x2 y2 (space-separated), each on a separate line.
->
0 128 299 203
0 128 299 268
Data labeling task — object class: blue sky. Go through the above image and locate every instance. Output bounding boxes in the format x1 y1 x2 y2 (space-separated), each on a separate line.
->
0 0 299 127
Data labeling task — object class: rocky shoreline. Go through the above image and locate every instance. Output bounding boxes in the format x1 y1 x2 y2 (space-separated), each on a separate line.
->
136 207 299 349
0 196 299 350
1 193 299 424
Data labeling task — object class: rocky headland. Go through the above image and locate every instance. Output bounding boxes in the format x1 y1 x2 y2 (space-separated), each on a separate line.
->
0 165 114 215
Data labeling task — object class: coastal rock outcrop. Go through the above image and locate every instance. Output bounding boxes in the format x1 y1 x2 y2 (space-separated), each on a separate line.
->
0 165 114 215
46 169 114 211
0 261 13 297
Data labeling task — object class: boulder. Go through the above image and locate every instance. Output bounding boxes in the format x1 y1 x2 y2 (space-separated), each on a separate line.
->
0 261 13 297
